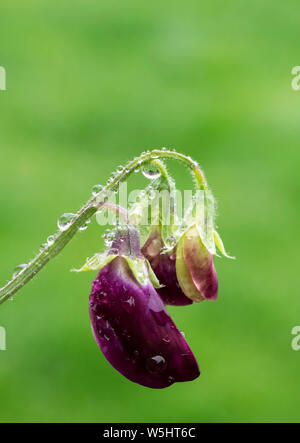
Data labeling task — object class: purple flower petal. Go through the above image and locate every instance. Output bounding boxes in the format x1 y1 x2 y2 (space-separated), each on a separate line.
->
142 230 193 306
89 256 200 389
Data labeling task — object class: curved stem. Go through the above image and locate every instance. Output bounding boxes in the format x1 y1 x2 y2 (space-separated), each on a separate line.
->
0 149 207 306
99 201 129 224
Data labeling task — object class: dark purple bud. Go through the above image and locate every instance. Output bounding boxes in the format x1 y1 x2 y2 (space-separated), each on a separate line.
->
142 230 193 306
89 256 200 389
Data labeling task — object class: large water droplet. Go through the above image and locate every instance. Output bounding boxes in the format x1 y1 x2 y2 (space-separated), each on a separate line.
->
142 165 161 180
57 213 76 231
13 264 27 278
121 296 135 314
146 355 167 374
92 184 103 195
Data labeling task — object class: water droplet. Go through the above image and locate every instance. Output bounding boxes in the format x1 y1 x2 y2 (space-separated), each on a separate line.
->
47 235 55 245
162 336 170 343
57 213 76 231
180 331 186 338
92 184 103 195
92 280 101 292
40 242 48 252
146 355 167 374
167 375 175 384
134 168 140 173
167 236 176 246
142 165 161 180
121 296 135 314
13 264 27 278
79 219 91 231
98 326 114 342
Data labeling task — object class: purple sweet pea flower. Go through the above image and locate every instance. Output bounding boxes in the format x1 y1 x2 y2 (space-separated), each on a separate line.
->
89 228 200 389
142 229 193 306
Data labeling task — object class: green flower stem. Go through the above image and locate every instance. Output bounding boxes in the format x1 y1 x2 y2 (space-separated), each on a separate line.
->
0 149 207 306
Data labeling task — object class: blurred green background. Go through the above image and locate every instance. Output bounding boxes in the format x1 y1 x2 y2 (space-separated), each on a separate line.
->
0 0 300 423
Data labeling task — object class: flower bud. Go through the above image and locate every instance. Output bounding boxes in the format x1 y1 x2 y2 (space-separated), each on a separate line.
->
176 225 218 302
142 229 193 306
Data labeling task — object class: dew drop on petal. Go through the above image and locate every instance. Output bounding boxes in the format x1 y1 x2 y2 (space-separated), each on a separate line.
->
57 213 77 231
13 264 27 278
146 355 167 374
167 375 175 384
180 331 186 338
121 296 135 314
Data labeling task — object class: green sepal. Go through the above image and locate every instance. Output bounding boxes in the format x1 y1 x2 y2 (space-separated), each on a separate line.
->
71 253 117 272
214 230 235 259
191 190 216 255
145 259 164 288
72 252 160 288
124 256 149 286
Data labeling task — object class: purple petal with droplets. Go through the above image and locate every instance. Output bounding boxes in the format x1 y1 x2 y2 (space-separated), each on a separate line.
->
89 256 200 389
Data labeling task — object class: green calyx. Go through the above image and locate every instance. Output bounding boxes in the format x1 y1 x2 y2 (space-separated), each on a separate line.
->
72 252 163 288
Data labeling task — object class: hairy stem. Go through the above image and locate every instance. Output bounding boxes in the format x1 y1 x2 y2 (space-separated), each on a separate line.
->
0 149 207 306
